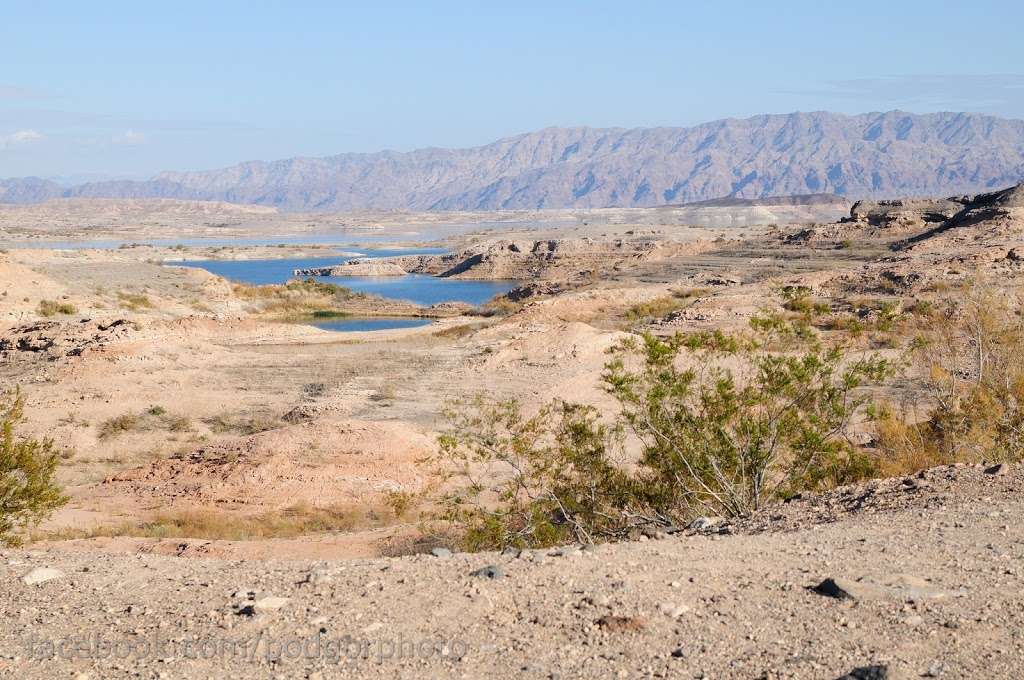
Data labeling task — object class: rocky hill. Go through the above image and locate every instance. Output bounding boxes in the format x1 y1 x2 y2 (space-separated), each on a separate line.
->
2 111 1024 211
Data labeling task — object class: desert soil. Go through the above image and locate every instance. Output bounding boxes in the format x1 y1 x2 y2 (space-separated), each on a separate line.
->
2 462 1021 678
2 191 1023 677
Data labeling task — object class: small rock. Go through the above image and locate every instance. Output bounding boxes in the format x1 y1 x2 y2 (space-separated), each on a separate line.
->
237 596 290 616
811 574 949 602
430 547 453 559
551 545 581 557
302 569 332 585
688 516 719 531
254 596 289 611
595 615 646 633
670 647 686 658
837 666 889 680
658 603 691 618
812 577 855 600
924 662 945 677
470 565 504 580
20 567 65 585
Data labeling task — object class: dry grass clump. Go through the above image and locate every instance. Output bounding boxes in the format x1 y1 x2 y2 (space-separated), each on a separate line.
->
432 322 480 339
37 299 76 317
201 413 279 435
97 406 194 439
624 288 708 326
117 291 154 311
478 296 523 317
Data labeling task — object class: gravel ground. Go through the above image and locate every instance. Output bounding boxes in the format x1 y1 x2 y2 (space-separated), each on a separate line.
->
1 463 1021 679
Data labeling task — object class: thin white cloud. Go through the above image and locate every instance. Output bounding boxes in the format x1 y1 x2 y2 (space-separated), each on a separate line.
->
113 129 148 145
0 129 44 149
781 74 1024 114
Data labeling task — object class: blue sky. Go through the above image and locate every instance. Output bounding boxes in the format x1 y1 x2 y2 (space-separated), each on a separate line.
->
2 0 1022 179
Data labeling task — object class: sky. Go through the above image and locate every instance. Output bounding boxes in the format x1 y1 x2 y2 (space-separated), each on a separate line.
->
2 0 1023 180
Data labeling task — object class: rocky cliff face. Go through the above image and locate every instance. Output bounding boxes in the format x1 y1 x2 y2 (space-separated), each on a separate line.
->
4 111 1024 211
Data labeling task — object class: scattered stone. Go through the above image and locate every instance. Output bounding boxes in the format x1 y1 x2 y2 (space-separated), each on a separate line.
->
595 615 646 633
20 567 65 586
301 569 332 585
236 596 289 616
551 545 581 557
812 577 855 600
688 517 719 531
658 603 691 618
470 565 504 580
836 665 889 680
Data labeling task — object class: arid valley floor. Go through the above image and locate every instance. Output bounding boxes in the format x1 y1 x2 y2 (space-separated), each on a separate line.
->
1 190 1023 678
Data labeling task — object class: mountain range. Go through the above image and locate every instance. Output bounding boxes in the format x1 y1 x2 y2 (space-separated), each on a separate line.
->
3 111 1024 211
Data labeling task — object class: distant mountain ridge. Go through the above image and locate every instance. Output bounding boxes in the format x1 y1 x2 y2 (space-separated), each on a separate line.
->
3 111 1024 211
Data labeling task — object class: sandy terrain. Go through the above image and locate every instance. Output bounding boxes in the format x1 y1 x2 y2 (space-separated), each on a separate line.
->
2 462 1021 678
2 187 1023 677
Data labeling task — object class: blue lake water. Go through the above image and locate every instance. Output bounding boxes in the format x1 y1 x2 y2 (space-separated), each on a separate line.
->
173 250 518 308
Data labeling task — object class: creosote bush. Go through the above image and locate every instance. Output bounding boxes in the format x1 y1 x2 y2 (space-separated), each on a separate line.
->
431 316 892 550
1 390 68 545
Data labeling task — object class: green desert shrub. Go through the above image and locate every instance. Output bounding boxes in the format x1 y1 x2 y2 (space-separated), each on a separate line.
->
431 317 891 550
433 398 636 550
1 390 68 545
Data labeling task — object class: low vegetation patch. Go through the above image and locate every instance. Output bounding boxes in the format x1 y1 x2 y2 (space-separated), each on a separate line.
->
36 502 402 542
427 276 1024 552
97 406 194 439
432 323 481 339
873 281 1024 472
233 278 365 319
478 296 523 317
37 299 77 317
202 413 279 436
624 288 708 326
117 291 154 311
